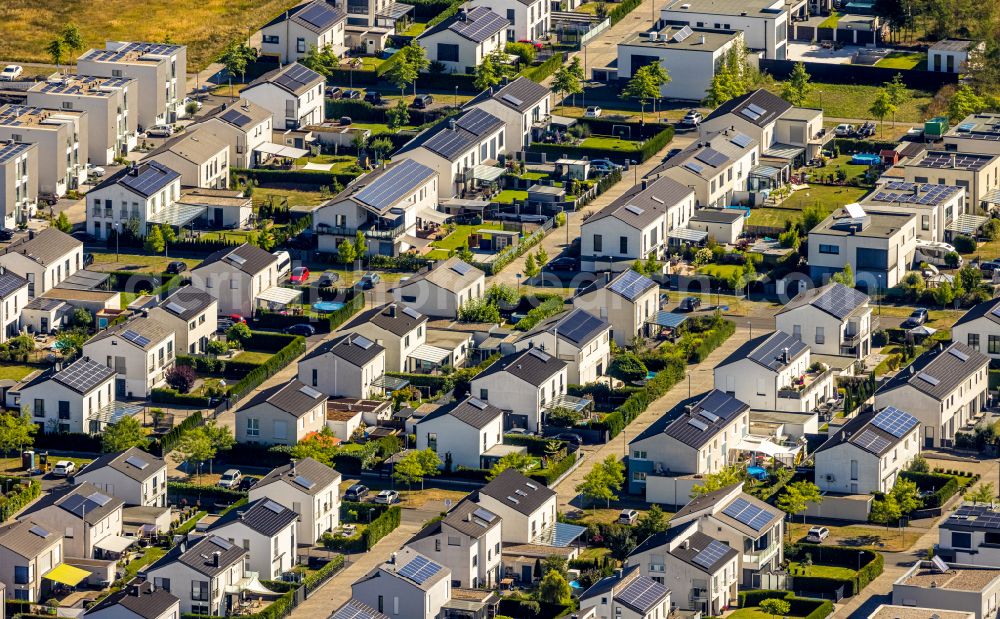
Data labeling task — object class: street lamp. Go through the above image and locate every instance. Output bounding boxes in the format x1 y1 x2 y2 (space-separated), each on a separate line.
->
115 221 121 262
455 85 459 107
516 273 522 293
631 160 638 186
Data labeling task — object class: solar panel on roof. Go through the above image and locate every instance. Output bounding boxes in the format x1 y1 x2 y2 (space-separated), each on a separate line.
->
262 499 285 513
397 555 443 584
473 507 496 523
692 540 730 569
456 109 501 136
89 492 113 506
220 108 252 127
672 25 693 42
331 600 379 619
451 261 472 275
294 475 316 490
698 409 719 423
932 555 950 573
853 429 891 454
468 397 488 409
165 302 186 314
210 536 234 550
402 306 421 319
353 335 374 350
501 94 523 107
558 311 605 344
29 525 49 538
695 148 728 168
684 161 704 174
608 270 653 301
296 2 340 29
688 418 708 431
730 133 752 148
949 348 970 361
917 372 939 386
125 455 149 469
617 576 668 612
625 204 645 215
299 384 323 399
527 347 550 361
740 108 761 121
354 159 433 211
722 497 773 531
121 329 151 347
871 406 918 438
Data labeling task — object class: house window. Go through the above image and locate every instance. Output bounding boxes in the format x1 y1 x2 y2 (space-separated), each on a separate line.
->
435 539 441 551
633 471 646 481
952 532 972 548
448 536 461 546
792 325 801 340
14 566 29 584
427 433 438 451
296 38 306 53
989 335 1000 355
263 35 279 44
437 43 459 63
506 8 515 23
247 418 260 437
480 388 488 400
311 368 318 387
58 401 70 420
593 234 602 252
968 334 980 350
633 450 647 459
153 577 171 592
815 327 824 345
619 236 628 254
818 244 839 254
921 215 930 230
192 581 209 601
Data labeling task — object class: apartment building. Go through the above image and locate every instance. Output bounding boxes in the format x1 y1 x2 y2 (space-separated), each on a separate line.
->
0 141 38 228
0 105 88 197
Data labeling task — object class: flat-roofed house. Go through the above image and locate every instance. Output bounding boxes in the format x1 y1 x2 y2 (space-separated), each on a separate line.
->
0 141 38 228
807 206 917 289
893 560 1000 619
0 105 88 197
859 181 965 242
903 150 1000 207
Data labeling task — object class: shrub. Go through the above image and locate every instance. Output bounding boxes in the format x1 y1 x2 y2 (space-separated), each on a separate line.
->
150 388 211 408
900 470 960 508
166 365 197 393
514 296 565 331
527 452 577 485
156 411 203 455
0 477 41 520
228 335 307 402
953 235 977 254
521 53 564 82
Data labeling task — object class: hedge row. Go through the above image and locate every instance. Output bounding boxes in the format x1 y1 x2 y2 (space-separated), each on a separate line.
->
529 125 674 164
609 0 643 25
900 470 961 508
327 505 402 552
688 318 736 363
151 388 212 407
157 411 203 455
474 219 553 276
325 99 385 122
503 433 569 455
522 53 565 83
176 355 260 380
33 431 103 452
386 353 501 397
736 591 833 619
0 477 41 521
513 296 566 331
785 544 883 597
231 167 359 189
167 481 247 506
229 335 307 402
527 452 578 486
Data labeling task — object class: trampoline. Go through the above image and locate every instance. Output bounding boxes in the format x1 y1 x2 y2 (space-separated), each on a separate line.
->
747 466 769 481
312 301 346 313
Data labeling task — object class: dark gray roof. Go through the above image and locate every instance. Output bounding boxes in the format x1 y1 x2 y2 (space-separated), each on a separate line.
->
718 330 808 372
253 457 341 495
581 565 641 601
0 270 27 298
690 208 744 224
406 498 499 545
476 469 555 516
703 88 792 128
304 332 385 367
954 296 1000 328
205 99 273 129
147 535 246 578
474 348 566 387
878 342 989 401
341 303 427 337
455 108 505 137
421 6 509 43
332 600 390 619
25 296 65 311
398 109 504 162
467 77 549 113
19 482 123 524
629 523 692 557
247 62 323 97
208 497 298 537
158 287 215 320
18 356 114 396
581 566 670 615
670 530 738 574
814 407 917 456
672 484 742 520
0 519 60 558
417 395 502 430
242 379 327 417
777 282 869 320
661 390 748 449
604 269 657 302
519 308 609 346
942 504 1000 532
391 257 484 293
85 580 179 619
288 0 347 32
92 161 180 198
586 175 692 230
76 447 163 482
195 243 278 276
673 484 782 536
0 228 81 267
342 159 437 213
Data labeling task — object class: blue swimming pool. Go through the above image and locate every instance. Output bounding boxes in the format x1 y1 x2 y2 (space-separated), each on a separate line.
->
852 153 881 165
312 301 346 313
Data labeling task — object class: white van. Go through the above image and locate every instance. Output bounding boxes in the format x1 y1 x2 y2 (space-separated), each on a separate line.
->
915 241 962 268
273 251 291 278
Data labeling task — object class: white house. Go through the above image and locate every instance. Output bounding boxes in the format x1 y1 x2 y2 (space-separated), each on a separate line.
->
951 297 1000 361
146 287 218 356
417 7 509 74
236 379 328 446
144 129 229 189
0 227 83 299
0 519 65 602
659 128 759 209
776 282 873 359
874 342 989 448
928 39 984 73
579 565 671 619
86 161 183 240
659 0 794 59
83 316 175 399
191 100 273 169
465 77 550 153
0 105 88 197
903 151 1000 208
415 396 505 470
83 580 180 619
573 270 659 347
939 504 1000 567
942 113 1000 158
465 0 549 41
189 243 280 318
859 181 965 243
73 447 167 507
206 498 298 580
508 308 611 385
18 483 126 560
260 0 348 63
313 159 439 257
298 332 387 399
0 140 39 228
14 356 116 435
470 347 568 433
580 175 695 271
392 257 485 319
249 457 342 545
0 270 28 342
893 561 1000 619
688 209 745 245
340 303 429 373
240 63 325 131
814 407 921 495
143 535 248 615
406 499 503 588
352 548 451 619
474 469 556 545
331 600 391 619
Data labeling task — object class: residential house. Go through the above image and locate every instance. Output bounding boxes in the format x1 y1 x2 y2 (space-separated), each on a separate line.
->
0 141 38 228
473 469 556 545
688 209 745 245
659 128 759 209
331 600 390 619
86 161 182 241
859 181 965 243
189 243 281 318
713 330 833 413
83 580 180 619
205 498 297 580
0 228 84 298
508 307 611 385
20 296 71 335
893 560 1000 619
146 287 218 355
326 404 364 440
951 297 1000 361
191 100 273 169
807 205 918 290
874 342 989 448
340 303 428 373
579 565 671 619
406 499 503 588
573 270 659 347
144 129 229 189
25 74 136 165
179 188 253 229
465 77 550 153
76 41 187 129
417 8 509 74
470 347 568 432
943 113 1000 157
415 396 506 470
14 356 116 435
391 257 485 319
73 447 167 507
902 150 1000 208
0 105 87 197
142 535 248 615
0 270 28 342
352 548 451 619
82 316 176 399
580 175 695 271
658 0 796 59
236 379 328 446
298 332 387 399
240 63 325 130
248 457 341 545
775 282 873 359
260 0 347 62
313 159 439 257
814 407 921 495
0 520 64 602
17 483 125 559
928 40 984 73
465 0 549 41
939 504 1000 566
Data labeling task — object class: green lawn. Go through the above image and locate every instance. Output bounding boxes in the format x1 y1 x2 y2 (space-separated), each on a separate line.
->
400 22 426 36
819 154 872 183
251 187 329 209
495 190 528 204
432 223 505 251
696 264 743 278
123 547 166 581
0 365 40 381
788 561 857 579
729 608 808 619
877 51 927 70
520 172 549 181
747 185 868 227
425 249 451 260
580 136 642 153
89 252 202 274
766 82 934 123
232 350 273 364
818 11 841 28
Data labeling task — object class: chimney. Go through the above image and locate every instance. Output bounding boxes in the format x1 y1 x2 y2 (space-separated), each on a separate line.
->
212 551 221 567
782 347 789 363
390 552 397 564
130 584 142 597
467 512 473 522
641 179 648 190
680 540 689 550
605 272 611 283
28 230 35 241
388 304 397 318
290 458 297 476
699 35 706 44
449 118 457 131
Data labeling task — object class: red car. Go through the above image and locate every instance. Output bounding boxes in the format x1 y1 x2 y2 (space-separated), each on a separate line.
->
229 314 246 324
518 39 544 50
290 266 310 284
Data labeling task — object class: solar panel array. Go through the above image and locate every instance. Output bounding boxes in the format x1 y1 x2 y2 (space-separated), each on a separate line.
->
331 600 382 619
397 555 443 585
220 108 253 127
294 475 316 490
608 270 653 301
749 332 804 370
722 497 774 531
918 152 993 170
0 142 33 165
730 133 753 148
119 162 178 198
559 310 606 344
262 499 285 513
121 329 151 347
86 42 182 63
424 127 474 160
353 335 375 350
671 25 693 42
402 306 421 319
295 1 343 30
452 261 472 276
917 372 939 386
852 428 891 454
683 161 704 174
949 347 970 362
692 540 731 569
449 7 509 42
870 182 959 206
56 359 113 393
528 347 551 361
61 491 113 517
124 455 149 469
812 283 868 320
871 407 918 438
695 148 728 168
273 63 322 94
473 507 496 523
456 109 502 137
618 576 669 612
468 397 489 409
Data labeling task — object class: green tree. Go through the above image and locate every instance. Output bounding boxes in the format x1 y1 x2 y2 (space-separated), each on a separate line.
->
171 427 215 481
576 456 623 508
620 65 660 121
781 62 812 106
370 137 394 164
300 44 340 77
760 598 791 619
474 54 502 91
949 84 986 121
869 89 896 137
485 283 518 306
337 238 357 264
553 62 584 107
776 481 823 528
226 322 252 347
538 570 572 605
354 230 368 259
387 98 410 131
61 23 84 54
802 204 826 231
457 298 502 323
524 253 539 278
0 411 36 457
159 225 176 255
393 448 441 489
870 494 902 534
884 73 908 126
891 477 922 514
691 465 743 496
101 416 149 452
643 62 671 118
387 42 429 97
46 39 65 69
969 482 996 504
220 40 257 86
909 454 930 473
831 263 855 287
54 211 72 233
609 352 648 383
487 451 534 480
933 280 956 307
535 246 549 266
542 555 569 579
958 264 983 291
71 307 92 329
144 225 165 254
983 218 1000 241
55 329 88 360
705 70 737 107
635 504 669 541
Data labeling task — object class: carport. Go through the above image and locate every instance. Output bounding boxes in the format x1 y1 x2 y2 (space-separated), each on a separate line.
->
57 270 110 291
255 286 303 310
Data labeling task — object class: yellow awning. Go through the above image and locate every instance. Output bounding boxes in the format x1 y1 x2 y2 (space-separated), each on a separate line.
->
44 563 90 586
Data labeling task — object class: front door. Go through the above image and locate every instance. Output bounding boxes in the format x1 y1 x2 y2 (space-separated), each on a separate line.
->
116 378 126 397
214 208 223 227
925 425 934 448
40 317 48 333
520 566 532 583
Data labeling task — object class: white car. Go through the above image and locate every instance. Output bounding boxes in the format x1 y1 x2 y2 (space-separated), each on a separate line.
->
618 509 638 525
805 526 830 543
681 110 703 126
145 124 174 138
183 97 203 111
584 106 602 118
87 164 106 178
218 469 242 488
833 123 855 137
0 65 23 81
374 490 399 504
53 460 76 477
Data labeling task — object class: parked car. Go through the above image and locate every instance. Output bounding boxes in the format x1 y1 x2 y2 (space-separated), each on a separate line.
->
554 432 583 446
356 272 381 289
0 65 24 81
411 94 434 109
183 97 203 111
591 158 621 170
678 296 702 312
546 256 578 272
166 261 187 274
218 469 242 488
901 308 929 328
87 164 106 178
290 266 310 284
859 121 876 137
364 91 384 105
52 460 76 477
980 260 1000 274
806 526 830 543
318 271 340 287
83 252 94 267
342 89 362 99
71 230 95 242
0 229 15 242
584 106 602 118
833 123 855 137
237 476 259 491
680 109 703 127
618 509 638 525
344 484 370 501
517 39 544 50
374 489 400 504
285 323 316 336
229 314 247 324
146 124 174 137
326 86 343 99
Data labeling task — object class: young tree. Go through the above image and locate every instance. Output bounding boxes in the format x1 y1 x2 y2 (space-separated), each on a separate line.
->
393 448 441 489
0 411 36 457
354 230 368 259
621 65 660 122
576 456 623 508
226 322 252 347
389 42 430 97
337 238 357 265
487 451 534 480
958 264 983 292
370 137 394 164
831 263 855 287
776 481 823 528
643 62 671 119
386 98 410 131
71 307 93 329
760 598 791 619
691 465 743 496
102 416 149 452
949 84 986 122
61 24 84 55
523 253 539 278
474 54 501 91
485 283 518 306
635 504 669 541
553 62 584 107
144 225 165 254
54 211 72 233
891 477 922 515
458 298 502 323
542 554 569 579
780 62 812 106
869 89 896 137
171 427 215 481
300 45 339 78
160 224 176 251
870 494 902 535
220 40 257 86
538 570 572 605
202 419 235 473
969 482 996 504
46 39 65 69
884 73 908 126
535 246 549 266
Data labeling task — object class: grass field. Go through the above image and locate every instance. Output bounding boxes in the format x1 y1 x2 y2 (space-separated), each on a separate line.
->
251 187 329 209
729 608 808 619
89 252 202 273
766 82 935 123
746 185 868 227
877 51 927 70
696 264 743 279
232 349 273 364
495 190 528 204
1 0 301 71
787 522 921 551
581 136 642 153
0 365 41 381
788 561 857 579
818 155 873 183
431 223 505 251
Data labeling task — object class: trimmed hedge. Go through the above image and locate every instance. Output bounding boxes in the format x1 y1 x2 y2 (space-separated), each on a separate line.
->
737 591 833 619
254 289 364 333
529 125 674 164
0 477 41 520
785 544 883 597
229 335 307 402
33 431 102 452
504 433 569 455
231 167 359 189
522 53 564 83
513 296 566 331
150 388 211 407
364 505 401 549
325 99 386 122
167 482 247 506
527 452 577 485
157 411 203 455
609 0 643 25
688 318 736 362
900 470 961 508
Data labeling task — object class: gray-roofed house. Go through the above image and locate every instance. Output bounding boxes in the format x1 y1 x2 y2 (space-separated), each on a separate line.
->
465 76 551 152
240 62 325 130
807 206 918 289
331 600 390 619
628 390 750 504
0 140 38 230
392 257 486 319
415 396 509 469
249 457 342 545
190 99 273 169
656 127 759 209
508 307 611 384
688 208 745 244
470 348 569 433
85 161 184 241
0 268 28 342
84 580 180 619
580 175 696 271
406 499 503 588
713 330 833 413
340 303 429 372
260 0 347 63
190 243 282 317
417 7 509 74
579 565 671 619
465 0 550 41
954 297 1000 363
206 498 298 579
0 228 84 298
573 270 659 347
144 128 230 189
776 282 873 359
473 469 557 545
73 447 167 507
12 356 117 435
20 295 71 335
142 535 248 615
625 520 739 615
147 287 218 355
83 316 175 398
236 379 328 446
875 342 989 448
0 519 64 602
859 181 965 243
298 332 387 399
18 482 126 559
351 547 452 619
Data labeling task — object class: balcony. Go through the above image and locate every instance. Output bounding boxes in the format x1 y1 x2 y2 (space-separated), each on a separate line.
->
778 368 832 400
316 219 407 240
742 539 779 567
